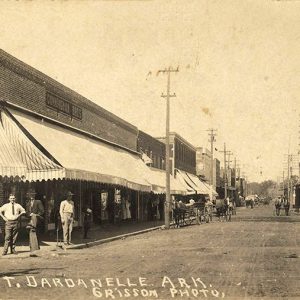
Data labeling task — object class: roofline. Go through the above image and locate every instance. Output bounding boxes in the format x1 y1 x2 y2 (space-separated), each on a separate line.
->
1 101 140 156
0 48 137 134
156 132 196 151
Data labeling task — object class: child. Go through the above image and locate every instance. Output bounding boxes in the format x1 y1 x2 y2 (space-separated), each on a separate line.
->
83 208 92 239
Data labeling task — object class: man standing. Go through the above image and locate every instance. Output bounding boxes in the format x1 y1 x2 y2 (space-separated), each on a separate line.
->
0 193 26 255
26 188 44 256
60 191 75 245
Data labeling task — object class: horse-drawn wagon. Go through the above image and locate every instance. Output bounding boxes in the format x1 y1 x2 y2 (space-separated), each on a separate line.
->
215 199 232 222
172 200 213 227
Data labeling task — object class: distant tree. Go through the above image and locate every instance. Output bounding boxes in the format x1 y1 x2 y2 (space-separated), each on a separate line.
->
248 180 277 198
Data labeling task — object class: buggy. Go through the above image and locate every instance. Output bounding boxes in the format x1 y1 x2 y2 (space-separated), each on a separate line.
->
215 199 232 222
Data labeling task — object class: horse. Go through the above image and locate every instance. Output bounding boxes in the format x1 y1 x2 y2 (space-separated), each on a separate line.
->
274 197 281 216
172 201 186 228
283 198 290 216
215 199 228 221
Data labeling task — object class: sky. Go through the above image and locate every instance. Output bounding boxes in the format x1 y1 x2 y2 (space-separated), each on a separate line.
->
0 0 299 182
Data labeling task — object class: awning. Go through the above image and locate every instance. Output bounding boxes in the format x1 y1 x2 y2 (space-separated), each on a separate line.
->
175 169 218 196
0 115 26 178
201 181 218 196
175 169 197 194
185 172 212 195
8 108 152 192
0 109 62 179
145 167 187 195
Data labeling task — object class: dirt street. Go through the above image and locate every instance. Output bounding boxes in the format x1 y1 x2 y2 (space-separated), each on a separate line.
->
1 205 300 300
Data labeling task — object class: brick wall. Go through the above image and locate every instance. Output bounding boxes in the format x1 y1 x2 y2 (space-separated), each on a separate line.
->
137 131 165 170
174 138 196 175
0 50 138 151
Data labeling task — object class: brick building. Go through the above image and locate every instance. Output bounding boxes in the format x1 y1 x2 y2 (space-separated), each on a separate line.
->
214 158 221 189
156 133 215 197
137 130 165 170
0 49 137 151
0 49 175 231
196 147 211 182
157 132 196 175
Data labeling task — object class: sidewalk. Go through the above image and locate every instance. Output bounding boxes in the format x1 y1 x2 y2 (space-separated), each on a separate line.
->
0 219 164 258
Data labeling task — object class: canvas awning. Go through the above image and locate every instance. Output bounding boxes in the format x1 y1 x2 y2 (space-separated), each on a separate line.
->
185 172 212 194
145 167 187 195
174 169 197 194
175 169 218 195
7 108 152 192
0 108 62 180
0 117 26 178
201 181 219 196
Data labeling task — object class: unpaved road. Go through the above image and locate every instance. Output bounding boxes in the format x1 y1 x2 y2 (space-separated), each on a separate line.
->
1 205 300 300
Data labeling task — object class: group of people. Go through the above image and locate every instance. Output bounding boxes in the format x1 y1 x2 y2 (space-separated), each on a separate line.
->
0 189 93 256
274 196 290 216
0 188 44 257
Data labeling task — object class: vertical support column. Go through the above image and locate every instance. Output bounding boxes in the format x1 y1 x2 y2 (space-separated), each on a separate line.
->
79 180 82 227
0 179 5 237
137 191 140 222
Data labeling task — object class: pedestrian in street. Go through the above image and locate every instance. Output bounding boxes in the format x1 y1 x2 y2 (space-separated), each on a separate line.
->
283 196 290 216
0 193 26 255
60 191 75 245
82 208 92 239
275 196 281 216
25 188 44 257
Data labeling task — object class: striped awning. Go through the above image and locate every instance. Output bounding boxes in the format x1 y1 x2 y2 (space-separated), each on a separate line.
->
0 108 64 181
8 108 151 192
174 169 196 194
175 169 218 196
0 114 26 178
144 167 187 195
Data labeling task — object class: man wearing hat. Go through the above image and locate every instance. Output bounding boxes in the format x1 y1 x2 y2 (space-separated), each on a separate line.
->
60 191 75 245
26 188 44 256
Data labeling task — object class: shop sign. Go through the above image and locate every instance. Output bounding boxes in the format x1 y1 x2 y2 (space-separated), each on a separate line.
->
101 191 108 220
46 92 82 120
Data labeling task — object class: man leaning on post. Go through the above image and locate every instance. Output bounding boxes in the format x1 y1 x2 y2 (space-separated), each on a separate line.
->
60 191 75 246
0 193 26 256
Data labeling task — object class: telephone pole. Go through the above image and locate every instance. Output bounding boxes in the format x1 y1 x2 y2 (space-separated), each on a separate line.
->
207 128 217 200
160 66 178 229
282 170 285 197
219 143 231 199
284 153 299 203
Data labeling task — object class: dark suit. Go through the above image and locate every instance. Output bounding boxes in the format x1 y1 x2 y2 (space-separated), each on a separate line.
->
26 199 44 252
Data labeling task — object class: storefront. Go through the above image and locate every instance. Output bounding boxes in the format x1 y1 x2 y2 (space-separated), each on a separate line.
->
0 104 159 231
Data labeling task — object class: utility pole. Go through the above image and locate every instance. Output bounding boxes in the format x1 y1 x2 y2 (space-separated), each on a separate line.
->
207 128 217 201
287 154 290 203
234 157 237 190
223 143 227 199
283 170 285 197
284 153 298 202
160 66 178 229
227 151 233 169
219 143 231 199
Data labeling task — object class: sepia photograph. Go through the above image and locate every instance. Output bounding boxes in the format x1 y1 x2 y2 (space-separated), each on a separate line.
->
0 0 299 299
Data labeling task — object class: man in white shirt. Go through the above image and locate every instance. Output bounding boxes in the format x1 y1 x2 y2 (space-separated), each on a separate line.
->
0 194 26 255
60 191 75 245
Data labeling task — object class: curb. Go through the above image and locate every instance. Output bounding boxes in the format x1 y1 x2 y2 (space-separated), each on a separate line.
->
66 225 163 250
